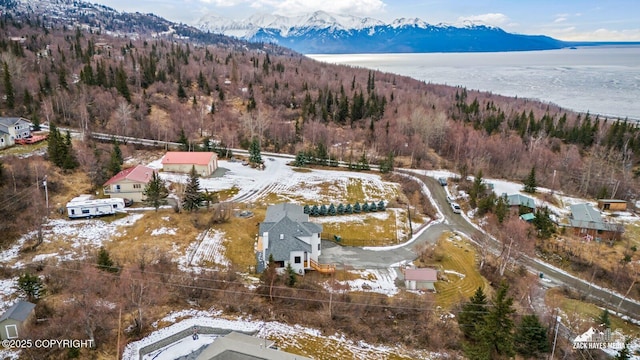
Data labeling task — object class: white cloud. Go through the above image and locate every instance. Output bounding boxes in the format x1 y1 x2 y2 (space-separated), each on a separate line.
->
554 17 567 23
199 0 246 6
548 27 640 41
456 13 510 27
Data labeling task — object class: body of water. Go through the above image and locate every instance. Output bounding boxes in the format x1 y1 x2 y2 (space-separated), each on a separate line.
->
308 47 640 120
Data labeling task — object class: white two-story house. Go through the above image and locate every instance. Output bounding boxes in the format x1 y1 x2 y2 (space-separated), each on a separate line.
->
256 203 324 275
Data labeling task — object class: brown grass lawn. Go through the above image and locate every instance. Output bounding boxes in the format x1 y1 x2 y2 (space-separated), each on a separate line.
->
423 233 490 309
317 210 406 247
107 210 202 265
623 222 640 249
546 287 640 337
268 330 429 360
0 141 48 156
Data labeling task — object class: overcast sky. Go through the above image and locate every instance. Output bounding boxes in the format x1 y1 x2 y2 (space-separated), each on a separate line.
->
93 0 640 41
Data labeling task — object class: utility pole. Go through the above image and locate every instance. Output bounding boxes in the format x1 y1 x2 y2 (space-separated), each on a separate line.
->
42 175 49 215
550 314 561 360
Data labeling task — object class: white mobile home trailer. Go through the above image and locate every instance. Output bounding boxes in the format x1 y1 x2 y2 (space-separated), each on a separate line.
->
66 198 125 219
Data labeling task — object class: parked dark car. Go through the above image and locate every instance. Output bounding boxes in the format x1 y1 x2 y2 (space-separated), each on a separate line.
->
123 198 134 207
438 177 447 186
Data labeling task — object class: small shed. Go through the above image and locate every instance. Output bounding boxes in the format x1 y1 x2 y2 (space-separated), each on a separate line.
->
597 199 627 212
0 300 35 340
520 212 535 222
404 268 438 291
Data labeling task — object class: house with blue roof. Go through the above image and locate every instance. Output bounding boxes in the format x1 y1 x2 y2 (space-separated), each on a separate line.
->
256 203 330 274
507 193 536 211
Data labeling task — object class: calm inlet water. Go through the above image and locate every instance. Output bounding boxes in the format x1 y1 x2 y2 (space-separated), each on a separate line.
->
308 47 640 120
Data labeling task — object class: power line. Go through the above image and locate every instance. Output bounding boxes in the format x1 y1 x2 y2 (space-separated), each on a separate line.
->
11 259 550 316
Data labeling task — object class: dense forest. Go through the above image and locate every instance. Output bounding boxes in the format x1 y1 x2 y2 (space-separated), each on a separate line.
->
0 8 639 359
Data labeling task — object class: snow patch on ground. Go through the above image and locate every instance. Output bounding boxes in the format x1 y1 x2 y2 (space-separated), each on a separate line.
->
189 230 230 270
444 270 466 279
334 269 399 296
156 157 397 205
1 213 144 267
150 227 177 236
124 307 435 360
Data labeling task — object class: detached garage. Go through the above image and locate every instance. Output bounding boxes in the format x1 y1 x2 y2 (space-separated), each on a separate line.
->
0 300 35 340
403 268 438 291
161 152 218 177
597 199 627 212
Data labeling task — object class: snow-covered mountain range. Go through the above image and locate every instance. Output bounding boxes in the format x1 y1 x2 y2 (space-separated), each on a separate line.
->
2 0 570 54
195 10 567 54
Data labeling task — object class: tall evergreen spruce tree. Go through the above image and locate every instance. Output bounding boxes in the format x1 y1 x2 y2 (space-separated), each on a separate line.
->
458 287 489 340
514 314 550 358
183 165 201 212
524 166 537 193
472 282 516 360
3 61 14 109
108 139 123 176
143 172 169 212
249 137 262 164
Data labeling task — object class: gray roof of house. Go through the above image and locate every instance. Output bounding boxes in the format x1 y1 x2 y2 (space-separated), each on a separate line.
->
263 203 307 223
259 203 322 262
570 203 603 223
260 217 314 262
507 194 536 209
569 203 623 232
0 300 35 323
0 117 30 128
196 331 312 360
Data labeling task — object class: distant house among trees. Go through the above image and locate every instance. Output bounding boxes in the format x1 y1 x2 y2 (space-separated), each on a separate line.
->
568 203 624 242
0 117 32 149
256 203 332 274
597 199 627 212
103 165 156 202
403 268 438 291
0 300 35 340
161 151 218 177
507 194 536 211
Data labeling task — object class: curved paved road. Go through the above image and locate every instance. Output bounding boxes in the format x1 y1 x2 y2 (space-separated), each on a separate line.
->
320 170 640 322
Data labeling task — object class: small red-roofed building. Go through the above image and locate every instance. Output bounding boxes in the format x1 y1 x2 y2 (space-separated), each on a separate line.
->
403 267 438 291
161 151 218 177
103 165 156 202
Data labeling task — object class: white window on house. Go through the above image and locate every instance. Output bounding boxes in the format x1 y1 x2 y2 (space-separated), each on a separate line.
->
5 324 19 339
294 256 301 264
133 184 141 189
116 185 121 191
318 244 320 251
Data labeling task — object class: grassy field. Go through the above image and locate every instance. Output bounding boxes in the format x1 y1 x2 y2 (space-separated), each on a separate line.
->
546 287 640 337
423 233 490 308
107 210 202 265
0 140 47 156
268 330 432 360
317 210 408 247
